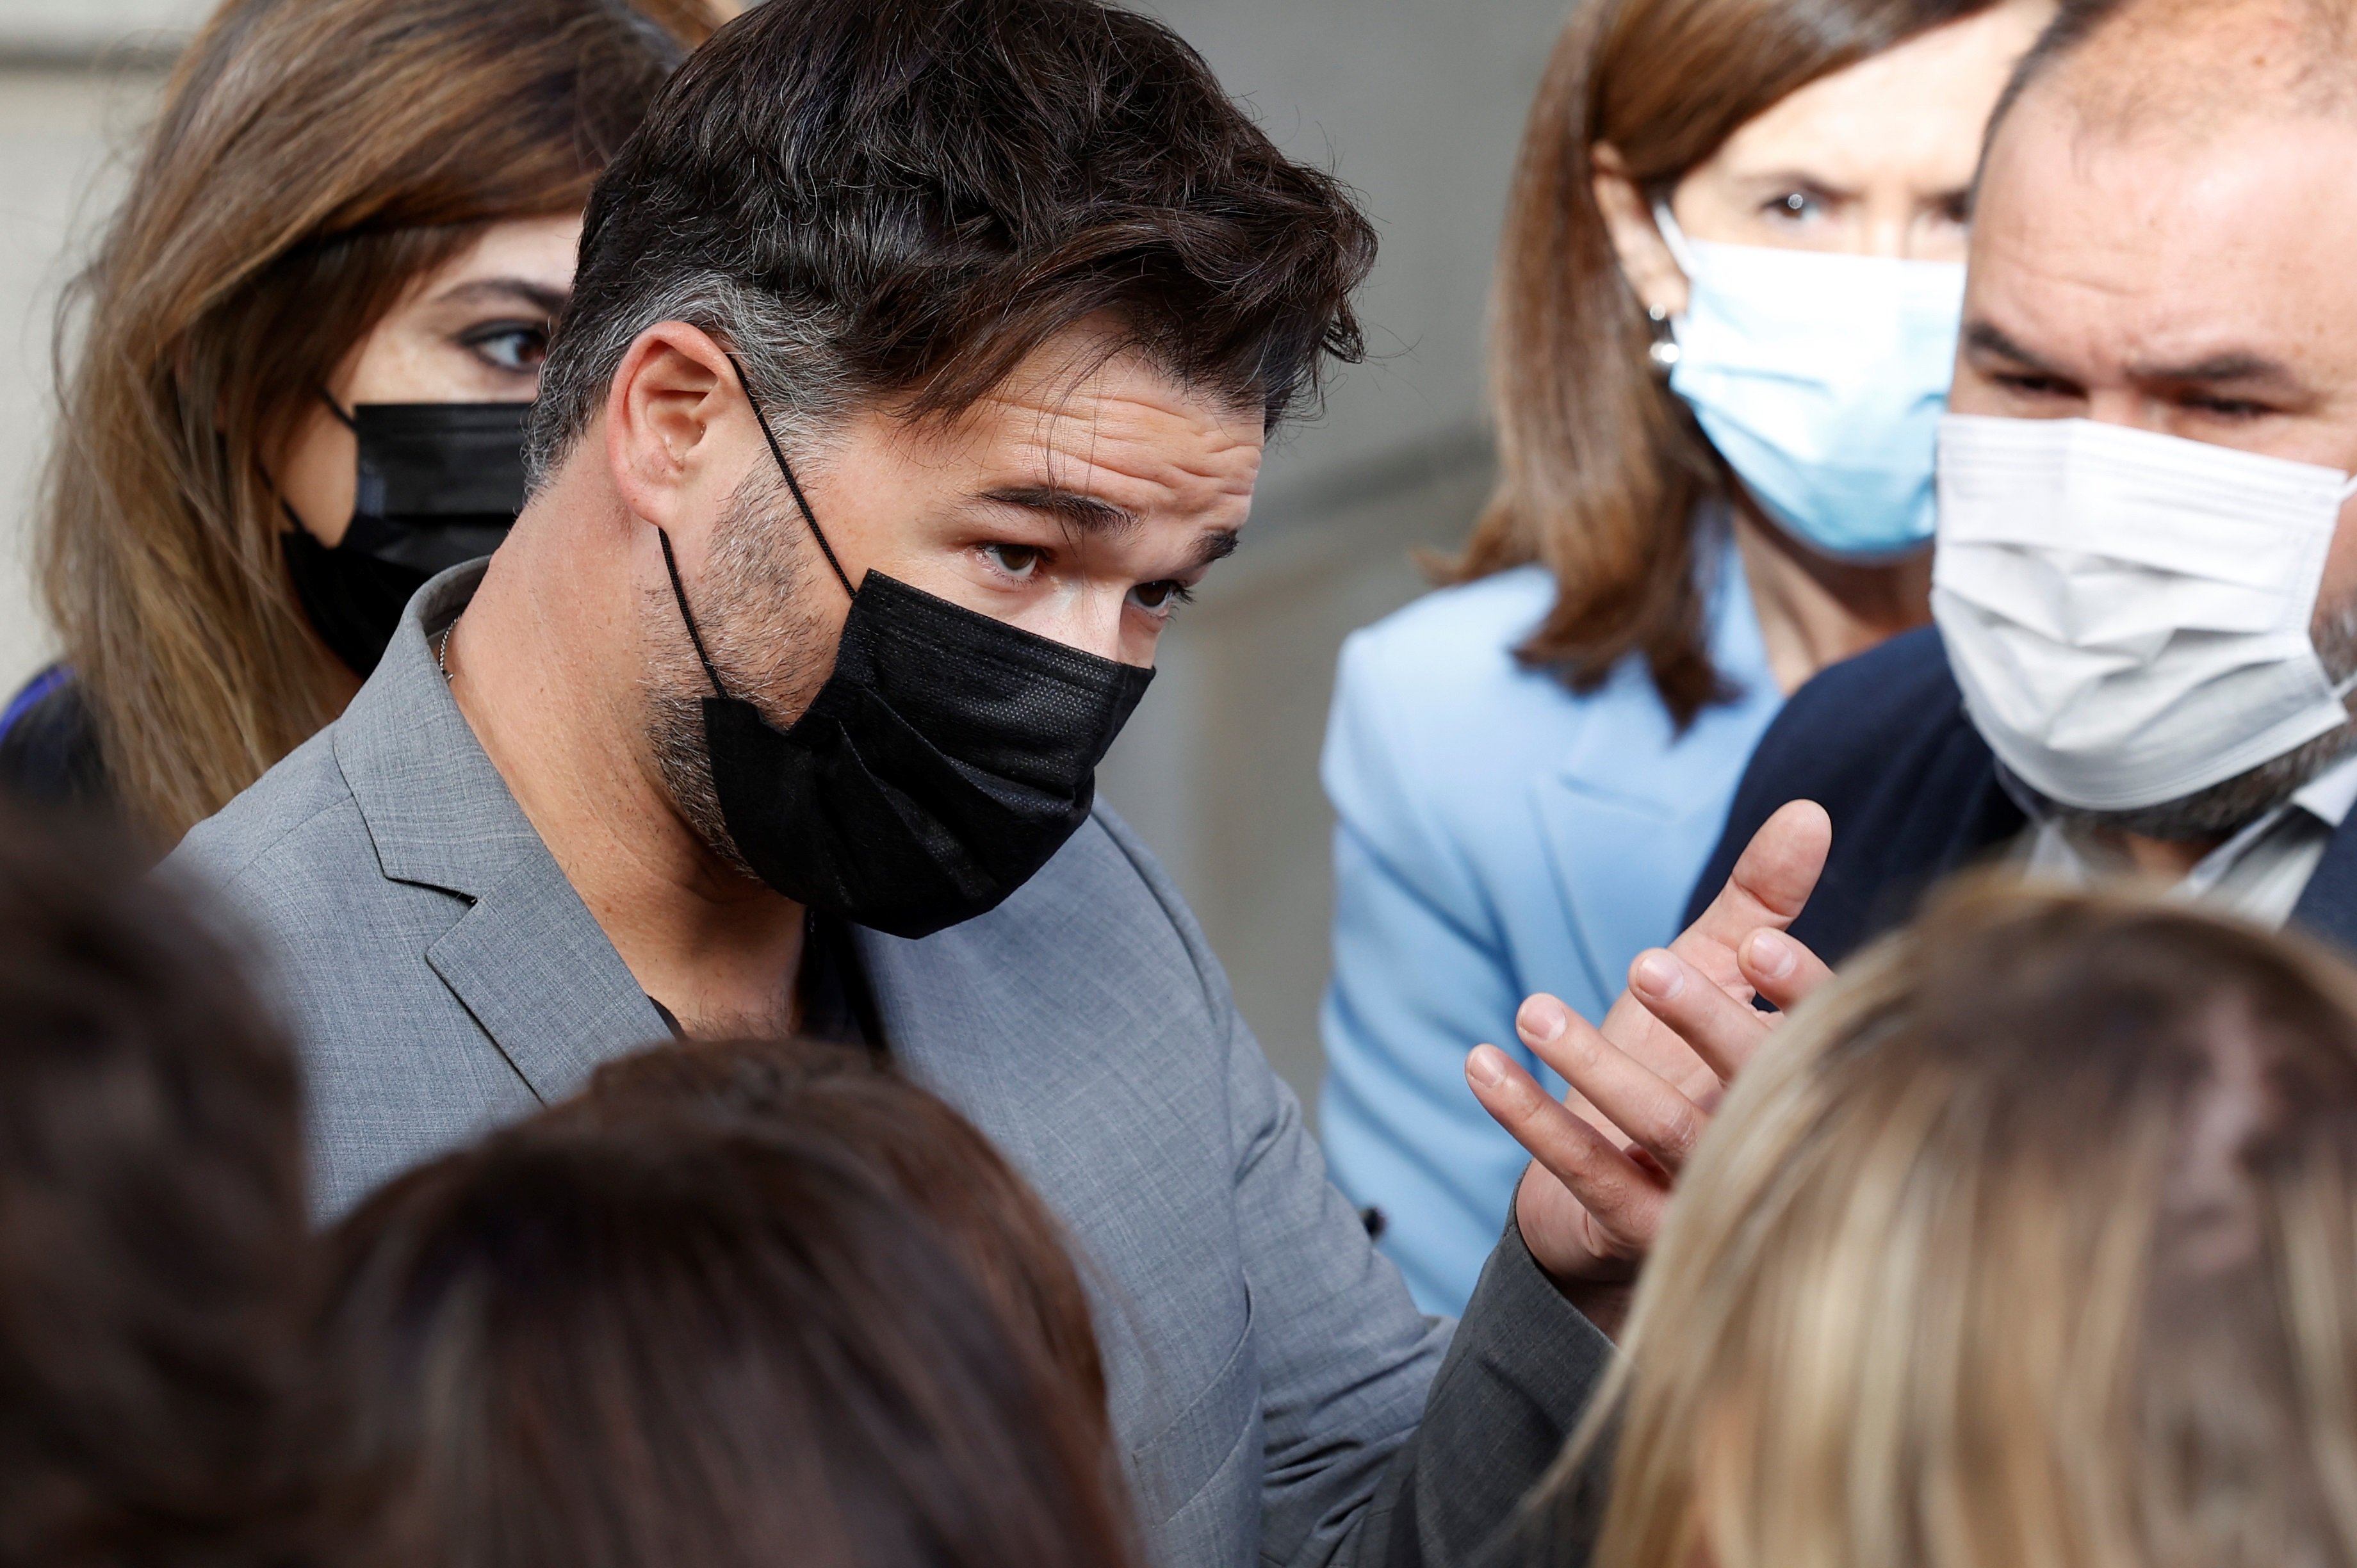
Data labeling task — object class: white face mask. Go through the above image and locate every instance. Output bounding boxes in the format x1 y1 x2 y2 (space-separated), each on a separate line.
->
1654 203 1964 560
1932 414 2357 812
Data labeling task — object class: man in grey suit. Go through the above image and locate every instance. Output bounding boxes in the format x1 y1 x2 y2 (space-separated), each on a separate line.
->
170 2 1625 1563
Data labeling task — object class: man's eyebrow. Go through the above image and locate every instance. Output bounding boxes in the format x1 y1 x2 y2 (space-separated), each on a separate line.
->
980 486 1139 532
2126 350 2299 389
1962 320 2069 378
1189 529 1241 571
430 277 571 316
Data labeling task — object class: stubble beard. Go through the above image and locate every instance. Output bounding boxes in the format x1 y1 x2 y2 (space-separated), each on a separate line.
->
2059 596 2357 842
642 467 835 879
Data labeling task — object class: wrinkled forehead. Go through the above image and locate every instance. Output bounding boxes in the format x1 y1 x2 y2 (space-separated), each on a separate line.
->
1970 90 2357 372
887 332 1266 510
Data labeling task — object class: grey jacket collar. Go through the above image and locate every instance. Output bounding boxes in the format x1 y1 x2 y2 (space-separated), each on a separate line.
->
332 562 671 1102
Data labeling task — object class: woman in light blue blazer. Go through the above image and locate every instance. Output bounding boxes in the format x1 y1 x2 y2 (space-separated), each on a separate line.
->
1320 0 2054 1315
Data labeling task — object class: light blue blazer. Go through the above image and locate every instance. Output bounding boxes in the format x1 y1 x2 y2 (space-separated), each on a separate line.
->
1317 535 1784 1315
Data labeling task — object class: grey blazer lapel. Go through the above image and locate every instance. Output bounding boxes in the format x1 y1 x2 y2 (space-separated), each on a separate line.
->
336 562 672 1104
425 855 673 1104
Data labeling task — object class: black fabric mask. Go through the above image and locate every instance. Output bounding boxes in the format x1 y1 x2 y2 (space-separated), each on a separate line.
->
655 359 1154 940
282 399 530 677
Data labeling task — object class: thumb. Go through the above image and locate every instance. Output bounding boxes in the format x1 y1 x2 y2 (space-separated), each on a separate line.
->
1677 800 1831 963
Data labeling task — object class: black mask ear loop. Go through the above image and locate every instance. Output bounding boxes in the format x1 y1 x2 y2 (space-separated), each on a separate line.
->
657 355 858 703
657 527 731 701
269 391 362 539
719 352 856 601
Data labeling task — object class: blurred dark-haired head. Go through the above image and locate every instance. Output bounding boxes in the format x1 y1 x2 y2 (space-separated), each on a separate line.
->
0 809 308 1566
312 1103 1138 1568
567 1036 1109 1417
529 0 1378 476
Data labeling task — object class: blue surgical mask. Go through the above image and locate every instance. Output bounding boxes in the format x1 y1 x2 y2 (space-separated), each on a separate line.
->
1652 202 1964 561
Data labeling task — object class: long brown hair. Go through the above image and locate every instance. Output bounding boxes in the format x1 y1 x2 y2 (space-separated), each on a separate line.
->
1451 0 1989 726
38 0 718 844
1540 881 2357 1568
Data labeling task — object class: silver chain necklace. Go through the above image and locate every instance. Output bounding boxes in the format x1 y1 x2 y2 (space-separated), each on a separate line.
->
436 615 460 683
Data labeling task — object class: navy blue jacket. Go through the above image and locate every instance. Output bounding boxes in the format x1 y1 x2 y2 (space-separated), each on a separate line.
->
1684 626 2357 963
0 667 106 812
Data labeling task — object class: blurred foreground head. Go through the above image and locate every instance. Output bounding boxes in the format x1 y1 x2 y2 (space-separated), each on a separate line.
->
313 1040 1134 1568
0 812 308 1565
1560 883 2357 1568
567 1038 1108 1418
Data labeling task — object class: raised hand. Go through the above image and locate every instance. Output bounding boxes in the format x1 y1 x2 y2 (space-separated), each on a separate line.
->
1465 801 1834 1302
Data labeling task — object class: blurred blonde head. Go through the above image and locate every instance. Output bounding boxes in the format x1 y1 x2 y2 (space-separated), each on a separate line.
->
1546 881 2357 1568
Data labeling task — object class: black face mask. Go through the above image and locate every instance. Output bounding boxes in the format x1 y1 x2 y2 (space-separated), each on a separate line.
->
655 359 1154 940
282 399 530 677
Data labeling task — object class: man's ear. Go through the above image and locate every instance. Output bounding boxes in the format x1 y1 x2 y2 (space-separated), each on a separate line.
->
603 321 749 536
1592 143 1690 319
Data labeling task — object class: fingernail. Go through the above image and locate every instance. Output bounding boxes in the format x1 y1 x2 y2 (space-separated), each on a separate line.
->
1632 952 1684 1000
1517 997 1567 1043
1466 1045 1506 1089
1747 930 1797 981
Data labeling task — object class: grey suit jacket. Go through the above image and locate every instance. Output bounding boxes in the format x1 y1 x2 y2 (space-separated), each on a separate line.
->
169 564 1612 1568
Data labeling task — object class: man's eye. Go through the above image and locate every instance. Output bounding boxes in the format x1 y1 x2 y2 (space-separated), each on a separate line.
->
1129 580 1196 613
2185 393 2269 420
461 322 550 373
984 543 1043 578
1994 372 2074 399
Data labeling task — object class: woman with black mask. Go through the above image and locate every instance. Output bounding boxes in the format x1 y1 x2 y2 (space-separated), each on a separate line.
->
0 0 721 844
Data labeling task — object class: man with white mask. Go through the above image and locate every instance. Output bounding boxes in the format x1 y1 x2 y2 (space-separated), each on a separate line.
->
1685 0 2357 958
1453 0 2357 1307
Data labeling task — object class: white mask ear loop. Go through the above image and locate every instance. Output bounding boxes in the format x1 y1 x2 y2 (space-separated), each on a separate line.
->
2329 473 2357 703
1649 199 1702 288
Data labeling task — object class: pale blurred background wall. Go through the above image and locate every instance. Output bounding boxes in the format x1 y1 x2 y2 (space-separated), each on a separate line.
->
0 0 1574 1109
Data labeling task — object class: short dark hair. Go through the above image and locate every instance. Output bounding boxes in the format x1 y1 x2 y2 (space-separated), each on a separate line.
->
528 0 1378 477
0 809 308 1565
311 1112 1139 1568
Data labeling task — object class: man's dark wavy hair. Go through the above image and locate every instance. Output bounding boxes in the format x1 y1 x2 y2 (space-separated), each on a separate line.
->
530 0 1379 476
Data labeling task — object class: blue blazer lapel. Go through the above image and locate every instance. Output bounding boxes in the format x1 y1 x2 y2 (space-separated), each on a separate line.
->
2294 814 2357 953
1529 667 1765 1008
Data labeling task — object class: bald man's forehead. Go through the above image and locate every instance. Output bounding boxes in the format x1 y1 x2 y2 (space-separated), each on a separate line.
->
1970 92 2357 396
2027 0 2357 140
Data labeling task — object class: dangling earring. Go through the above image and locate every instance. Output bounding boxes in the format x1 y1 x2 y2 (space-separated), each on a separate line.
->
1646 303 1681 377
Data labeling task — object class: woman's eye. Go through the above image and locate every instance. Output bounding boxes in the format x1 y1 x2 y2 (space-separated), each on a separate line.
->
984 543 1043 578
1129 580 1196 614
461 322 550 373
1764 190 1825 224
